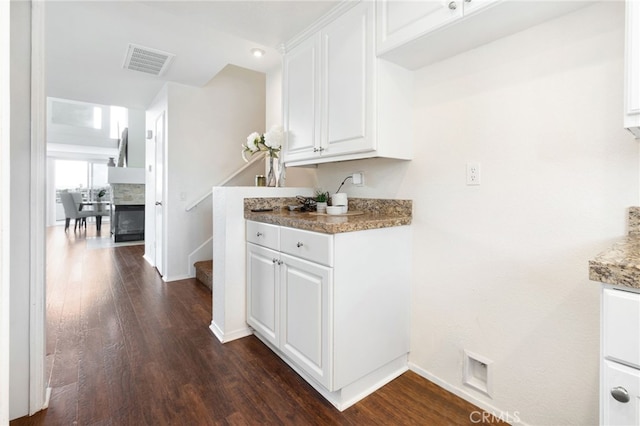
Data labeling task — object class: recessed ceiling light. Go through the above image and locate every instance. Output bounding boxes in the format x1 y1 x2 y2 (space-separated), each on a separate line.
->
251 48 265 58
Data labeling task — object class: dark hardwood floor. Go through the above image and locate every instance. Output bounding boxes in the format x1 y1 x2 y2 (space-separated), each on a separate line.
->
11 226 506 425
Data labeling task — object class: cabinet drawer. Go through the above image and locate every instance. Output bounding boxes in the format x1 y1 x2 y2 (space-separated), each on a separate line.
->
603 288 640 369
246 221 280 250
280 227 333 267
602 360 640 426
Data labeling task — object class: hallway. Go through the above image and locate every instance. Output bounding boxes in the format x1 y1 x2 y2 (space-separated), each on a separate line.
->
11 226 501 425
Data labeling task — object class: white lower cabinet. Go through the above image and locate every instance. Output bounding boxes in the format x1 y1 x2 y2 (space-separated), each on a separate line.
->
601 287 640 425
603 360 640 426
246 220 411 410
280 253 332 389
246 243 279 347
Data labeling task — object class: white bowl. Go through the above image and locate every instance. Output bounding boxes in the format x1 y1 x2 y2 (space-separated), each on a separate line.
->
326 206 342 215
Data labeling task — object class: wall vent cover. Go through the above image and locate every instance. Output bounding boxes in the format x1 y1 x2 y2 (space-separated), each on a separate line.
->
123 43 175 76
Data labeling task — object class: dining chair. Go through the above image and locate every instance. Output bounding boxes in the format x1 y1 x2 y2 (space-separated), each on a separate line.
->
60 192 93 231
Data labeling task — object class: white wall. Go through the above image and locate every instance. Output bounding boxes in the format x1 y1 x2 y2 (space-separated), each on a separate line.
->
163 65 266 281
316 3 637 424
9 0 31 419
127 108 145 168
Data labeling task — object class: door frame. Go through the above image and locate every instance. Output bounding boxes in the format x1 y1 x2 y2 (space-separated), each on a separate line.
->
154 110 166 278
29 0 48 416
0 0 11 422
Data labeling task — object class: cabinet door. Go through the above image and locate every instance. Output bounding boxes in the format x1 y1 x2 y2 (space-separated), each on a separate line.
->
246 243 279 347
376 0 462 55
603 288 640 369
280 254 333 390
283 34 321 162
603 360 640 426
462 0 501 16
321 1 374 157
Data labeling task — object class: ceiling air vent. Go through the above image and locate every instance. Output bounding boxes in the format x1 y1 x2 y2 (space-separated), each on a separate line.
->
123 43 175 76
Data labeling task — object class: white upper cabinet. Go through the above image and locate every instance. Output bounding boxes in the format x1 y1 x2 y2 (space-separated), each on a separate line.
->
377 0 501 57
377 0 463 54
377 0 592 70
625 0 640 138
321 2 374 157
283 1 413 167
283 35 321 162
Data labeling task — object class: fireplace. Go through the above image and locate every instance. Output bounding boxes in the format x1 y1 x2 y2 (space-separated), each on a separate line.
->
112 204 144 242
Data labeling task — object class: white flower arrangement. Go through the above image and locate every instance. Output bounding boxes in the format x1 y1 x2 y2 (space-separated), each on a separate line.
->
242 125 283 162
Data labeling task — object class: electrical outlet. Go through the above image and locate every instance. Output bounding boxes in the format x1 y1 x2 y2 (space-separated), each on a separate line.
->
466 162 480 185
352 172 364 186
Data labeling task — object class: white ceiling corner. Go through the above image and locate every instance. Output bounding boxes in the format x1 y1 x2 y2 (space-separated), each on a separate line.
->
45 0 339 110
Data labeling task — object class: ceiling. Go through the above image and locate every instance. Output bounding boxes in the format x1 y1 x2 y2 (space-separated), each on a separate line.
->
45 1 339 110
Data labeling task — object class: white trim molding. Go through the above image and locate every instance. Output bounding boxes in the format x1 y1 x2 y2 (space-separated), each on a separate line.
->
0 0 11 422
29 0 47 415
209 322 252 344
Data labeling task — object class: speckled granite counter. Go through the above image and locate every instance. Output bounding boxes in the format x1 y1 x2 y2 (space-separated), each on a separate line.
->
244 197 412 234
589 207 640 289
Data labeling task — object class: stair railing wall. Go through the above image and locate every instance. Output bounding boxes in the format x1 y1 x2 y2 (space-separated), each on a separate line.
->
185 151 266 212
185 151 267 278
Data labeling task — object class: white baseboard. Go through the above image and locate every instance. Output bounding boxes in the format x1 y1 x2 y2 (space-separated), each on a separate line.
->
163 273 193 283
409 363 527 425
142 254 155 267
209 322 252 344
253 331 408 411
42 387 51 409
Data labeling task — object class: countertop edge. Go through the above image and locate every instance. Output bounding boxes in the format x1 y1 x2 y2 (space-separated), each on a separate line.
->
244 212 412 234
589 236 640 290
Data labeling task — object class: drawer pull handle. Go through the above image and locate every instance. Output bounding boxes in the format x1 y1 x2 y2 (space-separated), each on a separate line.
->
448 1 457 10
256 232 263 237
611 386 631 403
296 242 304 248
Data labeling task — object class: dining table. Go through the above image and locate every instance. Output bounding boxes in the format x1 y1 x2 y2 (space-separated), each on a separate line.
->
79 201 111 231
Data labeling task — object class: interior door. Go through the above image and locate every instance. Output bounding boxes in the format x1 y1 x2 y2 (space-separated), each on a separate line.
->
154 111 165 277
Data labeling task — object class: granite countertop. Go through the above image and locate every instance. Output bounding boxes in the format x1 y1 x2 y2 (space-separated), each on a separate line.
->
589 207 640 290
244 197 412 234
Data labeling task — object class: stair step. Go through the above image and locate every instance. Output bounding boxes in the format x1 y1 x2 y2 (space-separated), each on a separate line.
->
194 260 213 292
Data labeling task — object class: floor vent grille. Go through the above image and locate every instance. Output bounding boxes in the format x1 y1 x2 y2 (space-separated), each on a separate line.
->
123 43 175 76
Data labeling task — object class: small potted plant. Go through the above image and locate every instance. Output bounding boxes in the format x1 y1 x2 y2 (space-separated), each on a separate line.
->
315 190 329 213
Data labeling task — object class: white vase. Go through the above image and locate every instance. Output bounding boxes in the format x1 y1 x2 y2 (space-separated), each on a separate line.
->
316 202 327 213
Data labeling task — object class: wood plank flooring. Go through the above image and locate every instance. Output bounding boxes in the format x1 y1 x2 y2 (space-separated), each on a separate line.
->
11 226 506 425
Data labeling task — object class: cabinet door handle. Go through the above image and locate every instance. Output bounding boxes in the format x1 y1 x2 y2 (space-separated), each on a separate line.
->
448 1 457 9
611 386 631 403
296 242 304 248
277 260 283 265
256 232 263 237
272 258 277 264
